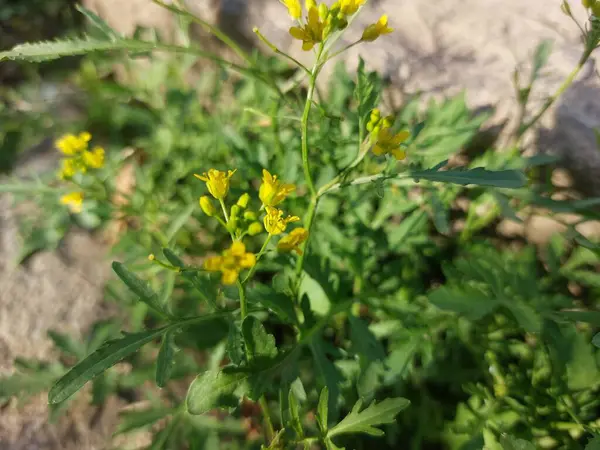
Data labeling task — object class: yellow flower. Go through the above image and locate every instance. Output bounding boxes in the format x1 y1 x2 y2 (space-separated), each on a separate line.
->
203 241 256 285
289 6 325 51
194 169 236 200
199 196 216 216
60 191 84 213
58 158 79 179
55 132 91 155
281 0 302 19
305 0 317 10
277 227 309 255
361 15 394 42
83 146 105 169
372 127 410 160
264 206 300 235
336 0 365 16
259 169 295 207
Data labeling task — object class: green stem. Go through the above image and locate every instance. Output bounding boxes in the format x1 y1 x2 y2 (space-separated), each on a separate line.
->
294 196 318 279
237 278 248 321
518 48 593 139
219 199 229 222
242 235 272 284
259 396 275 442
301 61 321 197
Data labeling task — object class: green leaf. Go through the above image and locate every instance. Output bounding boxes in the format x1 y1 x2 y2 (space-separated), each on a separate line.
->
49 326 169 404
47 330 86 359
165 204 195 243
75 4 121 40
226 322 245 366
593 333 600 348
0 38 155 62
289 386 304 438
112 262 167 316
430 192 450 234
386 209 428 249
355 57 381 125
349 316 385 363
500 434 536 450
247 284 298 324
503 299 542 333
163 248 185 268
0 365 63 401
186 369 247 415
565 328 599 390
242 316 278 363
531 39 553 79
552 310 600 327
410 166 526 188
429 286 499 320
565 270 600 288
317 386 329 434
156 331 176 388
585 436 600 450
328 397 410 440
310 338 344 417
116 407 174 435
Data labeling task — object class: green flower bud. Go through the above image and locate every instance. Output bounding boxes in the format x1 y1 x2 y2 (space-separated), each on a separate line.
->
199 196 216 216
237 193 250 208
248 221 263 236
244 210 257 221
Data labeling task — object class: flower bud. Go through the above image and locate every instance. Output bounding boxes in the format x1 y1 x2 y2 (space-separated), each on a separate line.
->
237 193 250 208
318 3 328 20
248 222 263 236
199 196 216 216
230 204 241 220
244 210 258 221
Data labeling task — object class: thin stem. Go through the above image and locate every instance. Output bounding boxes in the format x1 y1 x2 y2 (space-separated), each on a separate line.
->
152 0 251 64
259 397 275 442
294 196 318 279
219 199 229 222
242 235 272 284
324 39 361 62
237 279 248 321
317 137 372 196
518 48 593 140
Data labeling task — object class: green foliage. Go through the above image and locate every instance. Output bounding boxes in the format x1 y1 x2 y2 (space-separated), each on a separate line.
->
2 2 600 449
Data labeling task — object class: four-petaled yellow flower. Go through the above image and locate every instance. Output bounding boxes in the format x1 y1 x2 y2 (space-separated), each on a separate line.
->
264 206 300 235
362 14 393 42
281 0 302 19
277 227 309 255
59 158 80 180
195 169 236 200
289 6 325 51
203 241 256 285
259 169 295 207
60 191 84 213
372 127 410 160
83 146 105 169
55 132 91 155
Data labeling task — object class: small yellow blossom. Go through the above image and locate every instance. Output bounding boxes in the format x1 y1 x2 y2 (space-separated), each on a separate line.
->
259 169 295 207
248 222 263 236
58 158 79 179
372 127 410 160
60 191 84 213
194 169 236 200
199 196 216 216
83 146 105 169
305 0 317 10
289 6 325 51
148 254 156 261
361 14 393 42
203 241 256 285
264 206 300 235
335 0 365 16
281 0 302 19
277 227 309 255
55 132 91 155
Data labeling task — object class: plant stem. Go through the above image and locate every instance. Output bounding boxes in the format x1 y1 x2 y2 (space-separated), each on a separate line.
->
301 59 321 197
242 235 272 284
219 199 229 222
259 396 275 442
237 279 248 320
518 48 593 140
294 196 318 279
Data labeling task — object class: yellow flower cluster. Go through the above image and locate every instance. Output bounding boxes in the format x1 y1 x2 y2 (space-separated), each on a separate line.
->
55 131 105 214
194 168 308 284
56 132 105 179
367 109 410 160
281 0 392 51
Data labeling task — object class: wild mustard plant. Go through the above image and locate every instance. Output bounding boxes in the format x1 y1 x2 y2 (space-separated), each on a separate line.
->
3 1 600 449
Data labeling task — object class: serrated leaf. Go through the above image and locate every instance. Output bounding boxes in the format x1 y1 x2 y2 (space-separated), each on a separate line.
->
112 262 167 316
317 386 329 434
156 331 176 388
355 57 381 125
0 38 154 62
410 166 526 188
162 248 185 268
242 316 278 363
49 326 169 404
327 397 410 439
186 369 247 415
75 4 121 40
503 299 542 333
